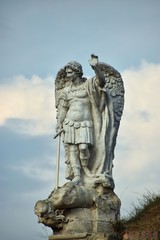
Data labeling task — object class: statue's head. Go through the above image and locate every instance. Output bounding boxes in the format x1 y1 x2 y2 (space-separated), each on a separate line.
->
65 61 83 77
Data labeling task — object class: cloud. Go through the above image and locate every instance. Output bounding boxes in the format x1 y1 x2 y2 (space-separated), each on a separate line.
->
8 153 66 185
10 159 55 181
1 61 159 140
113 61 160 215
0 75 56 135
120 61 160 171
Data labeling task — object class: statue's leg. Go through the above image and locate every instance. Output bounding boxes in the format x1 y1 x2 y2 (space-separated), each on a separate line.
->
68 144 81 184
79 143 92 177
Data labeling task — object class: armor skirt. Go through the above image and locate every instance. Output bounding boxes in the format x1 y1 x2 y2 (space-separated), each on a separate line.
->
63 118 93 145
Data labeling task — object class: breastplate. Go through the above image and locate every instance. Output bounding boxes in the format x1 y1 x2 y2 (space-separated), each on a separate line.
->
67 84 88 100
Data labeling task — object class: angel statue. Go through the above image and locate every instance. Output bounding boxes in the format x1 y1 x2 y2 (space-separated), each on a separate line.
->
55 54 124 188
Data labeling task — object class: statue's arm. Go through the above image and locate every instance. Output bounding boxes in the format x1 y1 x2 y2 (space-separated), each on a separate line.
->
56 90 68 132
56 106 67 132
89 54 105 88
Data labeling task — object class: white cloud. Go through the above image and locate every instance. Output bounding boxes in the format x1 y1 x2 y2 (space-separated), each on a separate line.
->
0 75 56 135
121 61 160 171
114 61 160 216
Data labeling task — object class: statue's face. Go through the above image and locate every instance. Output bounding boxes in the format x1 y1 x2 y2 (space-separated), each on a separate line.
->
66 67 78 82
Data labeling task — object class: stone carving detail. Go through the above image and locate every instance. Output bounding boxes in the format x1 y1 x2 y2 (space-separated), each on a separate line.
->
34 55 125 239
34 200 68 229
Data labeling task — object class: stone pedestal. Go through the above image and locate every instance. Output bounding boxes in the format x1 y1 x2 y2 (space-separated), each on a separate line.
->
48 232 122 240
34 182 121 240
48 233 108 239
49 233 87 239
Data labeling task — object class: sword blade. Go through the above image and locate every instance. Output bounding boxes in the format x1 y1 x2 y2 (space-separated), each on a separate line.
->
55 134 61 189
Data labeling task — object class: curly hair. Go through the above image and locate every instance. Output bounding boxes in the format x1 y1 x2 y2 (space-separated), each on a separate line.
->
65 61 83 77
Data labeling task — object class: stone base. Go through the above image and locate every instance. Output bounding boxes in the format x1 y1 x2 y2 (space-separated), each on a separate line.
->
49 233 111 240
35 182 121 239
49 233 87 239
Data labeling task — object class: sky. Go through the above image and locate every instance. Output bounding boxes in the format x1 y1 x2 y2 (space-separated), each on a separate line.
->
0 0 160 239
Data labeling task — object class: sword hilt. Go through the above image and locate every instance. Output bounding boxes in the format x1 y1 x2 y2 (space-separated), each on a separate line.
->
53 129 64 139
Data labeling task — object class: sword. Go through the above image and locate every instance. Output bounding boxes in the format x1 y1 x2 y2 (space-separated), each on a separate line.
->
54 129 64 189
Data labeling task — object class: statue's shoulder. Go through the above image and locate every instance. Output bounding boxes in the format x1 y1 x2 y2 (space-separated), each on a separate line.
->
63 85 72 94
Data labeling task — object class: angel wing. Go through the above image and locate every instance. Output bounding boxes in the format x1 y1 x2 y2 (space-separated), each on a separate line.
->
54 67 73 179
96 62 125 175
99 62 125 127
55 67 70 111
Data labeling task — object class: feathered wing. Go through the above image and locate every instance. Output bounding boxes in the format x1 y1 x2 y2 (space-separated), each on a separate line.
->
55 67 71 113
89 62 125 176
101 62 124 127
55 67 74 180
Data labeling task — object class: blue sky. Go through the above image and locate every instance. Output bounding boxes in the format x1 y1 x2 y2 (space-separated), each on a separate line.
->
0 0 160 239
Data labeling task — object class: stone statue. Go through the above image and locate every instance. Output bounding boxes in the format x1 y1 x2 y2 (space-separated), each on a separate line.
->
55 54 124 187
34 55 125 240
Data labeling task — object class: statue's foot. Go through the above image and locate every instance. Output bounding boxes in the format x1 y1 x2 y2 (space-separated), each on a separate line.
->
72 176 81 185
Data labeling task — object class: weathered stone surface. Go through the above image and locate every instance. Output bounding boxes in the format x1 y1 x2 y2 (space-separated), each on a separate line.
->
34 182 121 238
48 232 87 239
48 233 108 240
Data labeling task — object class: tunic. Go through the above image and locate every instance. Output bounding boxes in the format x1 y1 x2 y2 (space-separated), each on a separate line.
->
63 118 93 145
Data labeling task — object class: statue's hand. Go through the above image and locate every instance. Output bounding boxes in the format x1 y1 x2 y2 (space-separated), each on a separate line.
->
89 54 99 68
55 123 63 133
